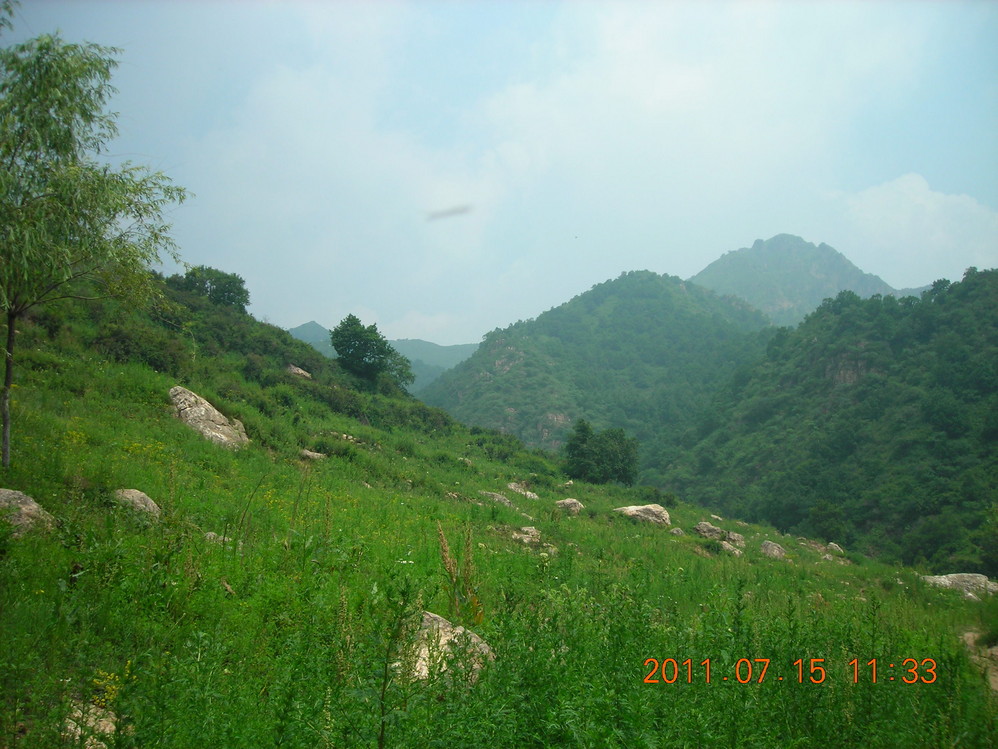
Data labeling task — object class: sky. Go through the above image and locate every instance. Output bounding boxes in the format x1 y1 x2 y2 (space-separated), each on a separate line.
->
11 0 998 345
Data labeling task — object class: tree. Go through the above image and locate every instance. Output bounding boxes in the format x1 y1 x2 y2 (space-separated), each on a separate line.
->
330 314 414 388
171 265 250 311
564 418 638 486
1 28 187 468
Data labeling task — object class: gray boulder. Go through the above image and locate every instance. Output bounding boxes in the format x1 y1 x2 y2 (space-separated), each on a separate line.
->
760 540 786 559
410 611 495 683
556 498 584 515
169 386 249 449
613 504 671 525
693 521 725 540
0 489 55 537
922 573 997 597
113 489 161 519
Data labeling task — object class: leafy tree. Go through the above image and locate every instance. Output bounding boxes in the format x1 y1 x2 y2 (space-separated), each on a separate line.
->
331 314 414 388
170 265 249 311
0 27 187 468
564 418 638 486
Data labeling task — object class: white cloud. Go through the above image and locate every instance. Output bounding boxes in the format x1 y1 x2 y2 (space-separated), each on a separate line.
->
822 174 998 288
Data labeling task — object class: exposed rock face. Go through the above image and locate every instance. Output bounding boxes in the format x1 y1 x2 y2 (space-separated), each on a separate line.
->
726 531 746 548
761 540 786 559
169 386 249 449
922 573 997 597
0 489 55 537
613 504 671 525
113 489 161 519
556 498 584 515
411 611 495 682
693 521 725 540
478 491 513 507
512 526 541 545
286 364 312 379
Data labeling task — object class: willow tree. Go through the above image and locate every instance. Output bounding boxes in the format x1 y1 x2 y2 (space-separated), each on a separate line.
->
0 28 187 468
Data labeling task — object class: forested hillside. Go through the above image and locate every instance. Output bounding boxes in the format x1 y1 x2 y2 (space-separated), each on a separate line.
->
670 268 998 574
689 234 920 326
420 270 770 476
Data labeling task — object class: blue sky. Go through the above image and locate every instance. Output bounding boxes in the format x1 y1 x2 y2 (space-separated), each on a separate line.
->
12 0 998 344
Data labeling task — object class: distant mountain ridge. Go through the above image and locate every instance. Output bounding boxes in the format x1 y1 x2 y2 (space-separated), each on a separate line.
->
287 321 478 391
689 234 926 326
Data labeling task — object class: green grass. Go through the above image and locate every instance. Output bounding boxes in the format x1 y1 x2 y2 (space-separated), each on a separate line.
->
1 302 996 747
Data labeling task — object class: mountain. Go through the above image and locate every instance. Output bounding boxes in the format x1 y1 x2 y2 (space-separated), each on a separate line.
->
689 234 925 326
287 321 478 391
420 270 771 477
671 268 998 572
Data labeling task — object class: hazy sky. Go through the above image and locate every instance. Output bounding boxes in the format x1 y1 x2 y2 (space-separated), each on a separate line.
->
12 0 998 344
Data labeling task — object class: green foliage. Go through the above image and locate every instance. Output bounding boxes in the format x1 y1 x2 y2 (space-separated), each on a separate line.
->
0 28 186 467
168 265 250 312
675 268 998 573
331 314 415 389
565 418 639 486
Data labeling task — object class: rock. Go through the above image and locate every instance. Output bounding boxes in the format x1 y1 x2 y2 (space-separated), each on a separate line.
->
760 540 786 559
63 701 117 749
556 498 584 515
508 482 539 500
512 526 542 545
725 531 746 548
204 531 242 550
169 386 249 449
113 489 161 519
821 554 834 562
693 521 725 540
827 542 844 554
922 573 997 597
720 540 743 557
711 514 724 522
736 521 749 527
299 449 327 460
286 364 312 379
670 527 685 536
0 489 55 537
410 611 495 682
478 491 513 507
613 504 671 525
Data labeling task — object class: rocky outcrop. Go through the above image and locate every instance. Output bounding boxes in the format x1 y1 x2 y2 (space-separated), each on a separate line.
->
922 573 997 598
169 386 249 449
0 489 55 537
761 540 786 559
693 521 725 540
556 498 584 515
286 364 312 379
299 449 327 460
410 611 495 682
726 531 746 548
613 504 671 525
827 542 845 554
478 491 513 507
720 540 743 557
113 489 161 519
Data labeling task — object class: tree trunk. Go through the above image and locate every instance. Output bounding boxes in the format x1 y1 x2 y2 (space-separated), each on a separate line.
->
1 311 15 469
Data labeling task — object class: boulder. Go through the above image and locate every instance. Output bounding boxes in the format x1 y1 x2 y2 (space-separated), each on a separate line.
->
670 527 685 536
613 504 671 525
693 521 725 540
478 491 513 507
827 542 844 554
555 498 584 516
922 573 997 597
0 488 55 537
761 540 786 559
512 526 541 545
286 364 312 379
113 489 161 519
725 531 746 548
299 449 327 460
720 540 743 557
169 386 249 449
410 611 495 682
508 482 539 500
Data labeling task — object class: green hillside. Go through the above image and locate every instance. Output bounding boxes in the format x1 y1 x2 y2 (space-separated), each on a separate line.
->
689 234 923 326
671 268 998 574
420 270 771 478
3 273 995 746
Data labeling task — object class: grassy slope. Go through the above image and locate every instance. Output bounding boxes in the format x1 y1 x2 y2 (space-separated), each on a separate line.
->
1 290 996 747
